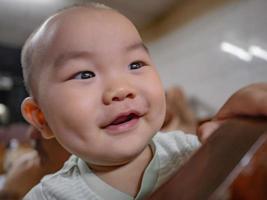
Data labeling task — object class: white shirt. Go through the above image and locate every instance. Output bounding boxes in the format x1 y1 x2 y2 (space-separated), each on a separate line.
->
24 131 200 200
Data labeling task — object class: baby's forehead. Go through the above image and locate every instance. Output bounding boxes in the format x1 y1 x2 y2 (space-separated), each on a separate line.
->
30 6 142 73
34 7 137 50
35 8 140 57
33 7 122 41
48 7 124 33
30 9 118 56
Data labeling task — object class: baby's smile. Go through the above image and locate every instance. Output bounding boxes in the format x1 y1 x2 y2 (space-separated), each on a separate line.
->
102 110 143 135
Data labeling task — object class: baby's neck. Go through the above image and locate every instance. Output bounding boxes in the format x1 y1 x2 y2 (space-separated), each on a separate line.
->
90 145 153 197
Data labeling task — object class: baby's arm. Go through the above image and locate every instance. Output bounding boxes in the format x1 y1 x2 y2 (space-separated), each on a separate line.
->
197 82 267 141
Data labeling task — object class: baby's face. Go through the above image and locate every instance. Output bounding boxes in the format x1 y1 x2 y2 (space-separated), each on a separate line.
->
33 8 166 166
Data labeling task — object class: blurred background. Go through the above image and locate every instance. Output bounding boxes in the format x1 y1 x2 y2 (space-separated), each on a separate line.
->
0 0 266 195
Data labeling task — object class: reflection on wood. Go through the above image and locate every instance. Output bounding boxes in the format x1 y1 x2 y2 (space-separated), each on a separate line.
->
149 118 267 200
212 134 267 200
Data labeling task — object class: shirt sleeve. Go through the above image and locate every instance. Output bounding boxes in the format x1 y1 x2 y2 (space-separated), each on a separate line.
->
23 184 48 200
155 130 201 159
153 131 201 188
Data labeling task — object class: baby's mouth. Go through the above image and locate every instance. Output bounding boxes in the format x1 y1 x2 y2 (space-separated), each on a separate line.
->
102 111 141 130
110 113 139 126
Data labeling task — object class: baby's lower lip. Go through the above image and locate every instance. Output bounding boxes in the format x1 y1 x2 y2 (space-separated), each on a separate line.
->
104 116 140 135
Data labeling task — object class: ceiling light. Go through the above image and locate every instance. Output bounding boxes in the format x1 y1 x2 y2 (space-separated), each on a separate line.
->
249 46 267 61
0 104 6 116
221 42 252 62
0 76 13 90
0 103 9 124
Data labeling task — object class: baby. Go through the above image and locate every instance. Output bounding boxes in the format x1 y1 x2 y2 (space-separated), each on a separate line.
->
20 2 267 200
21 3 199 199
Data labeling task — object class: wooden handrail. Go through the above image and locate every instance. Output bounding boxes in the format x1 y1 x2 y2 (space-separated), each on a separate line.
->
211 133 267 200
149 117 267 200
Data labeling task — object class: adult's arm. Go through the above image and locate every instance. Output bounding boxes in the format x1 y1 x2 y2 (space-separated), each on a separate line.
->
198 82 267 141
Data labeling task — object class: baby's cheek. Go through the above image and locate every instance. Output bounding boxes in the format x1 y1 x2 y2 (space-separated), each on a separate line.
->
150 91 166 127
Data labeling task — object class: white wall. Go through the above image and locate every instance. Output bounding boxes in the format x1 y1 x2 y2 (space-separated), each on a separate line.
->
145 0 267 116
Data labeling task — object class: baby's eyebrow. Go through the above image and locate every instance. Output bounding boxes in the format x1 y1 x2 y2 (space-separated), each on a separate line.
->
54 42 149 68
125 42 149 53
54 51 92 68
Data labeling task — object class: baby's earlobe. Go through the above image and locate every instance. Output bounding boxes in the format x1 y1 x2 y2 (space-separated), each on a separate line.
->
21 97 55 139
21 97 45 129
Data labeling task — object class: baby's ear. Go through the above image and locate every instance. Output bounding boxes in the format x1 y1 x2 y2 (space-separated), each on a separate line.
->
21 97 55 139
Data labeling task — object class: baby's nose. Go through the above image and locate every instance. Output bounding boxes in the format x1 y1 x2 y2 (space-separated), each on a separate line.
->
103 86 136 105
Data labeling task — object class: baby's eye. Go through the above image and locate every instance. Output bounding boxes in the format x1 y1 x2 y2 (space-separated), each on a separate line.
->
74 71 95 79
128 61 146 70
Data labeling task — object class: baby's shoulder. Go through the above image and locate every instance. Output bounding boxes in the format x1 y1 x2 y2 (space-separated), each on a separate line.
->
23 155 92 200
152 131 200 188
153 130 200 153
152 130 200 168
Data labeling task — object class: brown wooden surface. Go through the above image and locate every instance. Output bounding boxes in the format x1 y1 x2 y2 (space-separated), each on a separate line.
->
149 118 267 200
211 134 267 200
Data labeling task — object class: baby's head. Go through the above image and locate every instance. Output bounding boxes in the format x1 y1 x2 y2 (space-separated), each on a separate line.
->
21 3 166 167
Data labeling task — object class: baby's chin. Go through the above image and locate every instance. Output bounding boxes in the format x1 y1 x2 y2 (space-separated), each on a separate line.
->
86 145 151 169
88 159 133 171
84 158 133 173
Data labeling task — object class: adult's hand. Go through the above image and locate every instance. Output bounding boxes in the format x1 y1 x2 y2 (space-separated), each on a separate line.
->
198 83 267 142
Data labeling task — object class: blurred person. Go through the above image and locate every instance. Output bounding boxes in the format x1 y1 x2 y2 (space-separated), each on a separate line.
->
0 123 30 174
3 139 33 173
161 86 197 133
198 82 267 142
0 127 70 199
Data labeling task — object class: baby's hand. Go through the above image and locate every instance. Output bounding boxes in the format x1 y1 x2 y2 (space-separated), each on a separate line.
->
197 82 267 142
